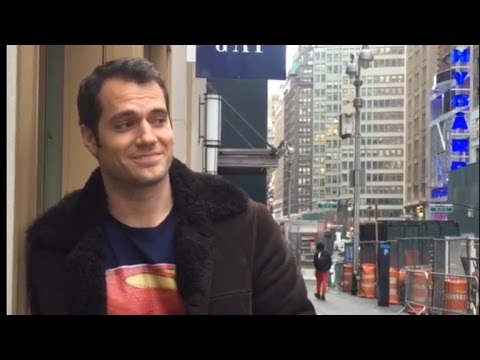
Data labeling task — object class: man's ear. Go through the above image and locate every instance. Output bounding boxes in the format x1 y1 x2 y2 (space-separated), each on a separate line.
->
80 125 98 157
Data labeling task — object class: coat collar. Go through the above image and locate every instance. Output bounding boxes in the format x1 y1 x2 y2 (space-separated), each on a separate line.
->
73 158 249 227
30 158 249 314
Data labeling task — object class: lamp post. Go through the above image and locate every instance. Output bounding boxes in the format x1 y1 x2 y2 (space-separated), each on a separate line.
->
278 140 295 220
345 45 374 295
284 144 301 273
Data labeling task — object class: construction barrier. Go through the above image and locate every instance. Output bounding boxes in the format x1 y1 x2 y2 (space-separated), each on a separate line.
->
408 270 430 314
429 272 475 315
403 269 478 315
401 269 430 314
397 268 407 304
359 263 376 298
444 277 468 314
389 268 398 304
342 263 352 292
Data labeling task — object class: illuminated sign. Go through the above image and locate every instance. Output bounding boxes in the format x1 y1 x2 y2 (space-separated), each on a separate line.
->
431 186 448 199
451 48 470 63
450 46 472 172
451 112 468 130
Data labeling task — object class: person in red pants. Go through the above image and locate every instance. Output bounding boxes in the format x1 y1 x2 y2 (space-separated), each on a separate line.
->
313 241 332 301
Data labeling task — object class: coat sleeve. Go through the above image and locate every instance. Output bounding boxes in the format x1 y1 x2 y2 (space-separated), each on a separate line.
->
251 202 316 315
26 198 76 315
28 246 70 315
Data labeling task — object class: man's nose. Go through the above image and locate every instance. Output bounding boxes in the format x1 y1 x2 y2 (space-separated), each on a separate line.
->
137 120 156 144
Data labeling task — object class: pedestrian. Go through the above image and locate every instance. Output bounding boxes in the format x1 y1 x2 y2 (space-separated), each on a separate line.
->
313 241 332 301
26 57 315 315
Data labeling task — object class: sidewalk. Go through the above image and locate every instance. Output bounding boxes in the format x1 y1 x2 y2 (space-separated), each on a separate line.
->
301 267 317 281
303 276 407 315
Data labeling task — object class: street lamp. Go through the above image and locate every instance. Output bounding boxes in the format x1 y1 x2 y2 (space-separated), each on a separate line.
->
283 143 301 273
285 144 294 219
345 45 374 295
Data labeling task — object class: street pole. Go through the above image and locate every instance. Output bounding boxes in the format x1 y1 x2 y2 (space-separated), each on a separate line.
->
351 64 363 295
288 159 292 222
374 201 379 293
287 158 301 274
346 46 374 295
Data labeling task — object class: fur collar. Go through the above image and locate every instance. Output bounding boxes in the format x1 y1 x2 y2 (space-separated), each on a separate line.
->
28 157 249 251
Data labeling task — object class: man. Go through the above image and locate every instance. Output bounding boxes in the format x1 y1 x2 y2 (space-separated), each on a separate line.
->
313 241 332 301
27 57 315 315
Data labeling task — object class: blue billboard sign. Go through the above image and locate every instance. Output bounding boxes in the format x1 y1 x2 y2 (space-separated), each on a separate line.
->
451 47 470 63
450 46 472 173
195 45 286 80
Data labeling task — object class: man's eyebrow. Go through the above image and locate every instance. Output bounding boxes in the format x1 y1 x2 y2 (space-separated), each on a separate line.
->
109 108 168 122
110 110 137 122
150 108 168 115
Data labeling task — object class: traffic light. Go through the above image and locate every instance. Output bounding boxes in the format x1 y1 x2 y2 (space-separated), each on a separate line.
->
347 200 353 212
416 204 424 219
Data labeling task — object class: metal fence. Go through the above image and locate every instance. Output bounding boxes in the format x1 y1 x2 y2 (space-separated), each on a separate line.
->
390 237 434 269
403 269 478 315
429 272 478 315
359 241 376 265
358 237 478 272
358 237 435 270
403 268 431 315
432 237 479 276
354 237 479 312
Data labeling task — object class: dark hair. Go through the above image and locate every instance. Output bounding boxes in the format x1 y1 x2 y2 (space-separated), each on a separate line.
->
77 57 169 143
316 242 325 251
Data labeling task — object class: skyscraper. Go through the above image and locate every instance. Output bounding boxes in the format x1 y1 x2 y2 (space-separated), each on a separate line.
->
312 45 406 224
283 45 314 216
404 45 442 219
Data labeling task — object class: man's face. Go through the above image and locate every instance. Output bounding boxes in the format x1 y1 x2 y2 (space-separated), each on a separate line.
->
82 78 174 187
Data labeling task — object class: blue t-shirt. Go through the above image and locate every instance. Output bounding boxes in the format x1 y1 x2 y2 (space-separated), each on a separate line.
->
104 210 185 315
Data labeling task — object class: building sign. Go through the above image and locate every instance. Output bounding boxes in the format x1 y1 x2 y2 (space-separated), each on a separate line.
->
450 46 472 172
318 201 338 210
430 204 453 213
430 46 474 201
195 45 286 80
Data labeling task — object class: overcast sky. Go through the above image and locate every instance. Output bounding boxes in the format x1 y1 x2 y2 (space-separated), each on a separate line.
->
286 45 298 72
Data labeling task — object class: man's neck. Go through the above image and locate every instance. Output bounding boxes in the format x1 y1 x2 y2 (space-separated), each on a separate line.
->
103 174 174 228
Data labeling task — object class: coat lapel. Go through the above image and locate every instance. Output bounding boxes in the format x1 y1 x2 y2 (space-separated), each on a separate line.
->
65 169 109 315
66 225 108 315
174 221 218 315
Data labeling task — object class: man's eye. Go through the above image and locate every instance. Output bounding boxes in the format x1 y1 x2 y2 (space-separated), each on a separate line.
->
116 121 134 130
152 117 167 124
